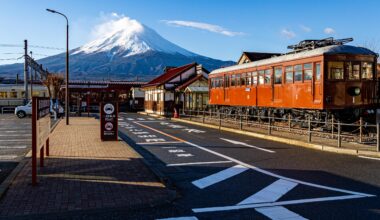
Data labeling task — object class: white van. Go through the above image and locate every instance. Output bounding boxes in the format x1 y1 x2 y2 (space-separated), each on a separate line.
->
14 100 64 118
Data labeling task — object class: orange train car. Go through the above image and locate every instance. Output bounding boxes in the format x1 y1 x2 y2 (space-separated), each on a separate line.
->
209 38 379 122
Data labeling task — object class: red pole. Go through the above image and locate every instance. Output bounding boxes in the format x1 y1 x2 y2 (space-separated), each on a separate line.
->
32 97 37 186
46 138 49 156
40 146 44 167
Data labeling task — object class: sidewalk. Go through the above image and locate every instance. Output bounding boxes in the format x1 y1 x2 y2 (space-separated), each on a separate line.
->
0 117 175 218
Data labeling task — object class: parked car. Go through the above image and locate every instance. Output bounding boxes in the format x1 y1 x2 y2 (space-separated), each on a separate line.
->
14 100 64 118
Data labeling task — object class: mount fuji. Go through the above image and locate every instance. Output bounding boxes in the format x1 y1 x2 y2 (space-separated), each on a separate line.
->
0 16 234 80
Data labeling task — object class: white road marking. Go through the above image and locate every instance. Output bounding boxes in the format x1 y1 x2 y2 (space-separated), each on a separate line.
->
127 118 134 121
145 138 166 142
238 179 298 205
130 120 374 214
137 135 158 138
167 161 233 167
118 118 124 121
0 155 18 160
0 134 32 137
0 145 27 149
137 141 183 145
157 216 198 220
184 141 373 197
358 156 380 161
177 154 194 157
0 139 31 142
192 165 249 189
220 138 275 153
255 206 307 220
192 194 366 213
137 118 146 120
169 149 185 153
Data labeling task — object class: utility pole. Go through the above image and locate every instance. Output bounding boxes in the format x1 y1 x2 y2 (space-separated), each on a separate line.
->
30 51 33 98
24 40 29 104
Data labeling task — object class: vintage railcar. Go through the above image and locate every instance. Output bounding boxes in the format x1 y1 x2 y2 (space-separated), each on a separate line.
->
209 38 379 122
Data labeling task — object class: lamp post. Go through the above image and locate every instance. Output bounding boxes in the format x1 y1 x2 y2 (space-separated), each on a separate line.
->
46 8 70 125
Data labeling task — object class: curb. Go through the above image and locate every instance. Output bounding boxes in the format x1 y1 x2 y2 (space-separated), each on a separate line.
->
138 111 167 119
0 157 28 199
171 118 380 159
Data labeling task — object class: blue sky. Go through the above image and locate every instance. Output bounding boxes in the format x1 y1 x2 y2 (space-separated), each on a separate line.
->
1 0 380 65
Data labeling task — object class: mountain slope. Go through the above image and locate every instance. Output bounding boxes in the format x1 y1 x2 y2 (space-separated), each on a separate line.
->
0 16 234 80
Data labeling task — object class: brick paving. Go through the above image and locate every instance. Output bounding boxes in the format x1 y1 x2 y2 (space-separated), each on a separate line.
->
0 118 174 217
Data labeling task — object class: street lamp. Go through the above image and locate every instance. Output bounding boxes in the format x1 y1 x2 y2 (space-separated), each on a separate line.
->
46 8 70 125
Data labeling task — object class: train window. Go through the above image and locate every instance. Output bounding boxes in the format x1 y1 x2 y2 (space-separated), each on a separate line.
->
294 65 302 81
304 63 312 81
285 66 293 83
9 91 17 98
346 62 360 80
264 69 271 84
247 72 252 86
316 63 321 81
362 62 373 79
258 70 265 84
328 62 344 80
274 67 282 84
224 75 229 87
252 71 258 85
236 74 241 86
241 73 246 86
0 92 7 98
231 75 236 86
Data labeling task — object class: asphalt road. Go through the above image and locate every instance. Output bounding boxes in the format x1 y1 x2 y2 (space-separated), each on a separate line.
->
117 112 380 220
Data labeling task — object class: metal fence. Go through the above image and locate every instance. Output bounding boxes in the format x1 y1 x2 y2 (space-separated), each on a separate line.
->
182 109 380 152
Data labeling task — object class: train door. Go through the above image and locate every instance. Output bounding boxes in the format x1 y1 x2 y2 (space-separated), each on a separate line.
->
224 74 229 102
313 63 322 103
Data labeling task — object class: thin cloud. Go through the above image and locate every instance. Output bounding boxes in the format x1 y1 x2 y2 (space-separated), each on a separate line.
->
162 20 245 37
281 29 296 39
300 25 312 32
324 27 335 34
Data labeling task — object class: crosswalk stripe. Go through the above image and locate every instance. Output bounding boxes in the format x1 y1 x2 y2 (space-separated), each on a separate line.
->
192 165 248 189
0 145 27 149
0 155 18 160
238 179 298 205
255 206 307 220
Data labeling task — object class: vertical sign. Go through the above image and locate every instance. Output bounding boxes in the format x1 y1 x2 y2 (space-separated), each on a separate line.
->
100 102 118 141
32 97 51 186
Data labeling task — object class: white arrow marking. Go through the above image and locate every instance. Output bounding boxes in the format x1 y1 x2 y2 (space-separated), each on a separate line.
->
220 138 275 153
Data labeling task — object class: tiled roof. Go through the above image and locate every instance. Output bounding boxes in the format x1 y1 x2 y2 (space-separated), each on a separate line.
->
69 80 146 86
142 63 196 88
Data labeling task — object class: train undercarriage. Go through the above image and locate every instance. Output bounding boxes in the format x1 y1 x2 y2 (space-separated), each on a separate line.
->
209 105 377 125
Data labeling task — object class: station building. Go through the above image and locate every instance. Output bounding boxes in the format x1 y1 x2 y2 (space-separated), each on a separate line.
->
142 63 209 116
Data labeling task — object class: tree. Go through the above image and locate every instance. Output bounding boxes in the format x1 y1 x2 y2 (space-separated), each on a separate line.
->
42 73 65 100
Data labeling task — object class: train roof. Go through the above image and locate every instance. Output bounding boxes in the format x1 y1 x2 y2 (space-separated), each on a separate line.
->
210 45 377 75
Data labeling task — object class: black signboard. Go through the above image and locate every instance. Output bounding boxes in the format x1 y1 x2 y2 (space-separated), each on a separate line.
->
100 102 118 141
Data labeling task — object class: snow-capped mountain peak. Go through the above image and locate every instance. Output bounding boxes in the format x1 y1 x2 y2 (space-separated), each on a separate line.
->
72 16 196 57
